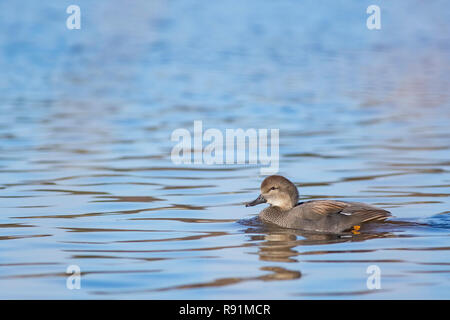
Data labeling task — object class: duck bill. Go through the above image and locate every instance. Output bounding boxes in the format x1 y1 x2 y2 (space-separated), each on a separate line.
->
245 194 266 207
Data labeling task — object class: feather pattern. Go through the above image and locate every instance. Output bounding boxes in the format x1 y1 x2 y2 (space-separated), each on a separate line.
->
247 175 392 233
260 200 390 233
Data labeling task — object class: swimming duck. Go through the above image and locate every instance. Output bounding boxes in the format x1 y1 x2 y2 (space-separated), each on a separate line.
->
245 175 391 233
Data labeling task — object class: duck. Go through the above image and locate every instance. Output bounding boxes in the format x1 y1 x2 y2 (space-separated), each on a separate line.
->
245 175 391 233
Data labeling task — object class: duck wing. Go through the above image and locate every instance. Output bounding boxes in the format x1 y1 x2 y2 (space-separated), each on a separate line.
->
294 200 391 232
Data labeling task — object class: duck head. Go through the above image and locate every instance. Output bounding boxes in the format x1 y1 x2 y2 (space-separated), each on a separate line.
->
245 175 299 211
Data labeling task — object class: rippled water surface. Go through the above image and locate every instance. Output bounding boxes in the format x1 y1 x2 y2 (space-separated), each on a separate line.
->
0 1 449 299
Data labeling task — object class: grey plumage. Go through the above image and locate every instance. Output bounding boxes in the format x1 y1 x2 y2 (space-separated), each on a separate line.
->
246 175 391 233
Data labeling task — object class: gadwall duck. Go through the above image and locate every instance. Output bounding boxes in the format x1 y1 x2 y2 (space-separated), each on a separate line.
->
245 175 391 233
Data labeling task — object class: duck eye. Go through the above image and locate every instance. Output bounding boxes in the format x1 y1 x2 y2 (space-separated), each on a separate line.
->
270 187 277 191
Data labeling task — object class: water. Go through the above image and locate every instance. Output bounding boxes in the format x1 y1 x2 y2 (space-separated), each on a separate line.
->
0 0 449 299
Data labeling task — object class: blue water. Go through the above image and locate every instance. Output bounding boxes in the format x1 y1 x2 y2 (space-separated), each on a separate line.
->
0 0 449 299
